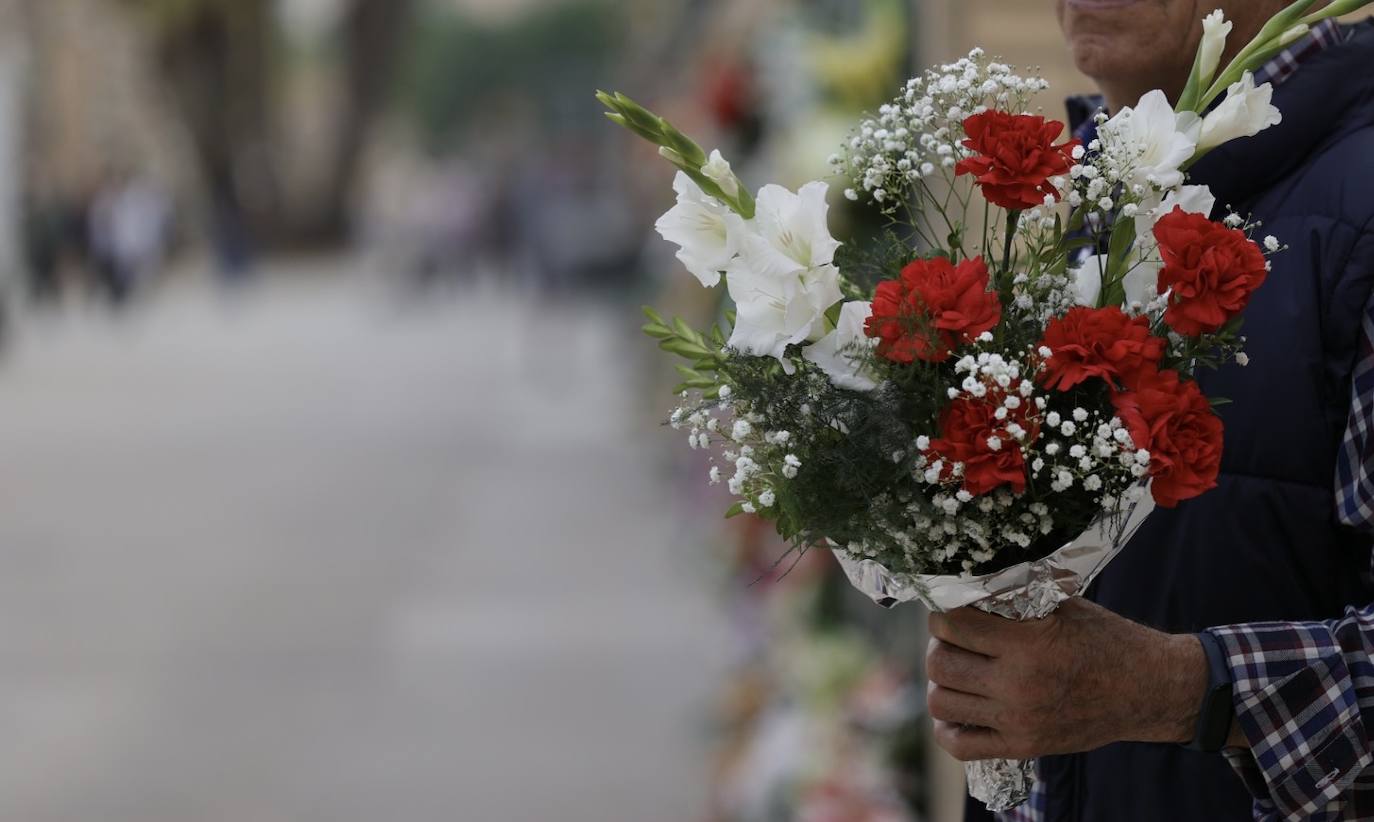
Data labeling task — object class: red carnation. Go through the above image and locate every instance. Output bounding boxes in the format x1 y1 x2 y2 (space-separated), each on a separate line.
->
926 382 1040 496
955 111 1078 211
1111 369 1223 508
1037 306 1167 393
1153 206 1268 336
864 256 1001 363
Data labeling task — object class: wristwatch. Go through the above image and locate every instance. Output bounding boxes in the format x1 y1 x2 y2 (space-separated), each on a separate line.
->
1184 631 1235 752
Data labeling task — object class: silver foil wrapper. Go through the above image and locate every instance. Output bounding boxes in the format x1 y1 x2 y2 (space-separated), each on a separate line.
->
831 491 1156 813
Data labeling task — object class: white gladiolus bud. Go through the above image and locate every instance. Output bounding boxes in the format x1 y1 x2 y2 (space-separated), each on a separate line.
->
1198 73 1282 152
1197 10 1233 91
700 150 740 199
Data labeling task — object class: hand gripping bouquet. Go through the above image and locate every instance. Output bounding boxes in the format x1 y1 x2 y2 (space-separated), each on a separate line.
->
602 1 1366 811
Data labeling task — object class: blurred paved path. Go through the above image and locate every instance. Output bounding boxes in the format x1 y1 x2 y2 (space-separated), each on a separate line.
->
0 264 729 822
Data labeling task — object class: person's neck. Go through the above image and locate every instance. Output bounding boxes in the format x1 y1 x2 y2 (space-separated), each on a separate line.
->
1096 11 1282 114
1100 78 1185 115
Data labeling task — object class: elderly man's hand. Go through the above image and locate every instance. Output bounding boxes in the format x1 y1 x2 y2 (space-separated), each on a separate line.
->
925 597 1208 761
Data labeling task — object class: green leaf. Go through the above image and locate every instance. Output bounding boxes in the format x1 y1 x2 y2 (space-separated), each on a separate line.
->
660 338 711 359
672 316 699 341
724 501 748 519
735 186 756 220
641 322 673 339
1101 218 1138 306
642 305 667 325
824 301 843 329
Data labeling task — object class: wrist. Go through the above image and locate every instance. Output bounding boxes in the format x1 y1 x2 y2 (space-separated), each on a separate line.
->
1125 630 1208 744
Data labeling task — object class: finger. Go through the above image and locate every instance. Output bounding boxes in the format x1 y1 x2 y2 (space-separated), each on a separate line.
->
927 681 1001 729
932 719 1016 762
926 636 996 695
929 607 1019 656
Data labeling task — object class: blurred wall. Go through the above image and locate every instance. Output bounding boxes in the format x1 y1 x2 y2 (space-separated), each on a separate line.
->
23 0 194 202
0 0 24 301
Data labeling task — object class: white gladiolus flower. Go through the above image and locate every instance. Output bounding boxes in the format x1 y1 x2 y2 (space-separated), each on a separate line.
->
1069 253 1156 311
726 260 842 371
1098 90 1200 191
725 182 843 370
1070 254 1105 307
803 301 880 392
742 181 842 275
700 149 740 199
1198 73 1282 152
1123 257 1163 309
654 172 745 287
1136 184 1217 241
1197 11 1233 90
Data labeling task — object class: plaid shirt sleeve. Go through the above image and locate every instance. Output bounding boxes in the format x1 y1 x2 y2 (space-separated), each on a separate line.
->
1207 610 1374 820
1204 235 1374 820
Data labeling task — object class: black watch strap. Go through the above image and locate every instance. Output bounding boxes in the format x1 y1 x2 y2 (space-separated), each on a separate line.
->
1184 631 1235 752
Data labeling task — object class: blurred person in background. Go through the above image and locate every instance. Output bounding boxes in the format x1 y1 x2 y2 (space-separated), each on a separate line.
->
927 2 1374 821
89 168 171 306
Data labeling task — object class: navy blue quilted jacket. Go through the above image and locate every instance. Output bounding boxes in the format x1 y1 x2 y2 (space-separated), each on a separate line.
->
1033 20 1374 822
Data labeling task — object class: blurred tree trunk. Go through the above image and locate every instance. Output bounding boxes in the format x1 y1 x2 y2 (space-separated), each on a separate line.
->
129 0 411 250
151 0 278 246
302 0 413 245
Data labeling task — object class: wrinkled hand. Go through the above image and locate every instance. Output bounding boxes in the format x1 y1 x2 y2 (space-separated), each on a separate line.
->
925 597 1207 761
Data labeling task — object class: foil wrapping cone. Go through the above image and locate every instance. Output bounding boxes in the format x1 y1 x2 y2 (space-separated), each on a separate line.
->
831 490 1156 811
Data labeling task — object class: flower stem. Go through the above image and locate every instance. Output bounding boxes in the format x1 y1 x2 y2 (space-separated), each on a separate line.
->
1002 210 1020 284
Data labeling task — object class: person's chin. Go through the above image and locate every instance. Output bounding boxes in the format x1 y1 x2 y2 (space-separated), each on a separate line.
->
1069 36 1130 79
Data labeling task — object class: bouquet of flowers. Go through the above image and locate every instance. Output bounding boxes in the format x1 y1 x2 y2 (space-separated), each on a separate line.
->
602 0 1362 810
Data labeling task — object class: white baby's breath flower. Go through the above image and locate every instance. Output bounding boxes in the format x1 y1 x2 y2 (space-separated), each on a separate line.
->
1263 235 1281 252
